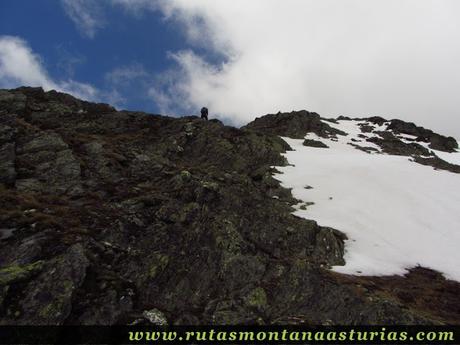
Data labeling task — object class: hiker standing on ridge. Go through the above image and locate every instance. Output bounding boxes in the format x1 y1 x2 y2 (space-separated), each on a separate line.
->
201 107 208 120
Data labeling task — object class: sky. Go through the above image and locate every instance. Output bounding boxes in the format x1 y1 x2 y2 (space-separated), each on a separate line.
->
1 0 460 138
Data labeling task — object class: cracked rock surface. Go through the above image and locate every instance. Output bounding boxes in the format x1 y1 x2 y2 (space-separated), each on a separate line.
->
0 87 459 325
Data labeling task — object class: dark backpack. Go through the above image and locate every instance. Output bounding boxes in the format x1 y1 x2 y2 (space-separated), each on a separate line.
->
201 107 208 119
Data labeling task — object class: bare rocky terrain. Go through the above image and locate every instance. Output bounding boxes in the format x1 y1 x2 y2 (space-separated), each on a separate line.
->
1 87 459 325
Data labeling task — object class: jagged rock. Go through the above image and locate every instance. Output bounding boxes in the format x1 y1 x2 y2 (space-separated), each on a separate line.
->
2 244 89 325
0 87 458 326
218 255 266 292
0 233 48 267
312 227 346 266
142 309 168 325
303 139 329 148
348 143 379 154
0 90 26 113
0 143 16 186
387 119 458 152
358 123 375 133
367 131 431 157
364 116 387 125
15 131 82 195
414 156 460 174
0 115 18 186
76 289 134 325
210 299 262 324
17 132 68 153
0 228 17 241
244 110 346 139
0 260 45 286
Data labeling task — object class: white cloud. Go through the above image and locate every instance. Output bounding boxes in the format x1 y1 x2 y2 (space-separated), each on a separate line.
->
148 88 174 113
0 36 55 90
114 0 460 138
103 63 151 109
0 35 98 101
111 0 158 12
59 80 98 101
61 0 105 38
105 63 149 86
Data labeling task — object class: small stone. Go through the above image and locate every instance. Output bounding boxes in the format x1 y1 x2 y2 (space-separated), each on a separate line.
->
0 228 17 241
142 309 168 325
180 170 192 180
24 209 37 214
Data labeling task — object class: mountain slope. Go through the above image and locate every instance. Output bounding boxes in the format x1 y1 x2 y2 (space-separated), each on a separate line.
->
0 88 459 325
276 119 460 280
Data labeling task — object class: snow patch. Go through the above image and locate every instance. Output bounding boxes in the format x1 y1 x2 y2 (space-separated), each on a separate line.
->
275 120 460 281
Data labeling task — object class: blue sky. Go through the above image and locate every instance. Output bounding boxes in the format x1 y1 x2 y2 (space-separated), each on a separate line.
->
1 1 460 137
0 0 198 114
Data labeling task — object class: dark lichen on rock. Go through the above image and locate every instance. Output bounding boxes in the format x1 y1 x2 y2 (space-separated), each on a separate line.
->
0 87 458 326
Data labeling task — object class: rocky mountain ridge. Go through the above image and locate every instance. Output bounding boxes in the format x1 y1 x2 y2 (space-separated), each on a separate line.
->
245 110 460 173
1 87 459 325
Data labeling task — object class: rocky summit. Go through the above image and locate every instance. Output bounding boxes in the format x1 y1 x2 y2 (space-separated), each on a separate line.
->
1 87 459 325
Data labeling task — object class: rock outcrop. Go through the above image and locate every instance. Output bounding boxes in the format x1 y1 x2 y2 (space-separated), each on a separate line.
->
1 87 459 325
249 110 460 174
386 119 458 152
243 110 346 139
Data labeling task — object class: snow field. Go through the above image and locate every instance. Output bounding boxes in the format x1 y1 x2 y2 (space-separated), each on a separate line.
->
274 120 460 281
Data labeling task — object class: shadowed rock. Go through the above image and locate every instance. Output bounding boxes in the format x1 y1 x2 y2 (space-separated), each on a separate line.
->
303 139 329 148
0 87 457 325
243 110 346 139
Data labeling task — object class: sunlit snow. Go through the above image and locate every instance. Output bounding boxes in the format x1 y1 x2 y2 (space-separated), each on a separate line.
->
274 120 460 281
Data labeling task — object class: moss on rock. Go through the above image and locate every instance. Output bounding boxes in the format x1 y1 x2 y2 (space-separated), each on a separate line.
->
0 260 45 286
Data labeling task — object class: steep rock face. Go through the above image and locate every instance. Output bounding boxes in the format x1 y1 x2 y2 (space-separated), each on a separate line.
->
0 114 16 186
15 131 83 195
386 119 458 152
249 111 458 154
338 114 459 153
249 111 460 174
0 88 458 325
243 110 346 139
